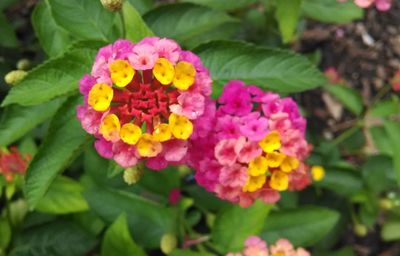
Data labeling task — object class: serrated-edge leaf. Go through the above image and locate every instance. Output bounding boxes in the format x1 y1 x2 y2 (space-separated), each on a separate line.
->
195 40 326 94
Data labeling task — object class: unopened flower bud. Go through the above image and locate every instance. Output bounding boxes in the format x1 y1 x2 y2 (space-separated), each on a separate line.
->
123 167 142 185
354 223 368 237
4 70 27 86
16 59 31 70
160 233 177 255
311 165 325 182
100 0 123 11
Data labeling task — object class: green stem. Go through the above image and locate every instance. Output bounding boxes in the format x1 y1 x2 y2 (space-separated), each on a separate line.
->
119 10 126 39
333 122 363 145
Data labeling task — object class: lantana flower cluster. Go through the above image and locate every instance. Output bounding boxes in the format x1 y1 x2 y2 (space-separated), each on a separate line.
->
338 0 392 11
226 236 310 256
77 37 212 169
0 147 30 182
188 81 311 207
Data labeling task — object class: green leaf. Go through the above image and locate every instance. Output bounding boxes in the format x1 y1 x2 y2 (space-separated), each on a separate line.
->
260 206 340 247
10 220 96 256
314 166 363 196
25 95 90 208
127 0 154 15
370 98 400 118
101 214 147 256
195 41 325 94
0 217 11 250
212 201 271 253
275 0 302 43
139 166 180 196
0 98 64 147
302 0 364 24
84 187 175 248
314 247 355 256
369 126 393 155
0 12 18 48
171 250 213 256
2 41 102 106
144 4 236 47
381 216 400 241
383 121 400 185
325 85 363 116
36 176 89 214
31 0 72 57
122 1 154 42
362 155 397 194
48 0 117 41
180 0 257 10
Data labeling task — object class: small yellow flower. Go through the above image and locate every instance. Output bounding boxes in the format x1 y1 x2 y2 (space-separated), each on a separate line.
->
259 131 281 153
88 83 114 111
266 152 285 168
120 123 142 145
136 134 162 157
109 60 135 87
248 156 268 176
152 123 172 142
280 156 299 173
169 113 193 139
311 165 325 181
270 171 289 191
243 174 266 193
153 58 175 85
100 114 121 142
173 61 196 90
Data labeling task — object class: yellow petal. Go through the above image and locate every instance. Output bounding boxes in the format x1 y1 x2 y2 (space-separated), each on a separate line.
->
173 61 196 90
100 114 121 141
266 152 285 168
243 175 266 192
280 156 299 173
169 113 193 140
311 165 325 181
153 123 172 142
88 83 113 111
109 59 135 87
269 171 288 191
120 123 142 145
153 58 175 85
136 134 162 157
248 156 268 176
259 131 281 153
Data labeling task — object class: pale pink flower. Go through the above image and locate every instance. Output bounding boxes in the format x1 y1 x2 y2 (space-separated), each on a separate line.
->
170 92 205 120
129 43 158 70
215 139 239 166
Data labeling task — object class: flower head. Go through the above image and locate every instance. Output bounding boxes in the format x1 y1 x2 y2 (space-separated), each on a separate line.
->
77 38 212 170
0 147 30 182
187 81 312 207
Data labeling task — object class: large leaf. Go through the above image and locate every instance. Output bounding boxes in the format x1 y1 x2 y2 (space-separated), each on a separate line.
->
260 206 340 246
2 41 102 106
275 0 302 43
212 201 271 253
101 214 147 256
369 126 393 155
48 0 117 41
144 4 236 47
36 176 89 214
302 0 364 24
384 121 400 185
84 187 175 248
10 220 96 256
127 0 153 14
362 155 397 194
25 95 90 208
195 41 325 94
180 0 257 10
370 98 400 118
122 1 154 42
0 98 64 147
0 12 18 48
31 0 72 57
325 85 363 116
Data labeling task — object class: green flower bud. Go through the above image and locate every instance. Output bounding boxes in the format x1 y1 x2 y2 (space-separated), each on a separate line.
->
379 199 393 210
123 167 142 185
4 70 27 86
354 223 368 237
100 0 123 11
16 59 31 70
160 233 177 255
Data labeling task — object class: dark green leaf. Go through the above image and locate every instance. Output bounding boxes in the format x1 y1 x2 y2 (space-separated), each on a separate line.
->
36 176 89 214
180 0 257 10
260 206 340 246
139 166 180 196
123 1 154 42
0 217 11 250
302 0 364 24
101 214 147 256
25 96 90 208
384 121 400 185
275 0 302 43
31 0 72 57
325 85 363 116
0 98 64 147
84 187 175 248
2 41 102 106
0 12 18 48
362 155 396 194
144 4 236 47
212 201 271 253
195 41 325 94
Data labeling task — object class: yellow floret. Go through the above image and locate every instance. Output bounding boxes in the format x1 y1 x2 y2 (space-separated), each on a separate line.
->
153 58 175 85
269 171 289 191
136 133 162 157
109 59 135 87
88 83 113 111
100 114 121 142
248 156 268 176
259 131 281 153
169 113 193 140
173 61 196 90
120 123 142 145
153 123 172 142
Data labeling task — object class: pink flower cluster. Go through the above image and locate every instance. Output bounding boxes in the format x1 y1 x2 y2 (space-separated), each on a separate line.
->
226 236 310 256
188 81 312 207
77 37 212 170
338 0 392 11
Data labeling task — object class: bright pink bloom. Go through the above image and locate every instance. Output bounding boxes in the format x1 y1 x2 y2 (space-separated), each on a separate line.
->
168 188 181 205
